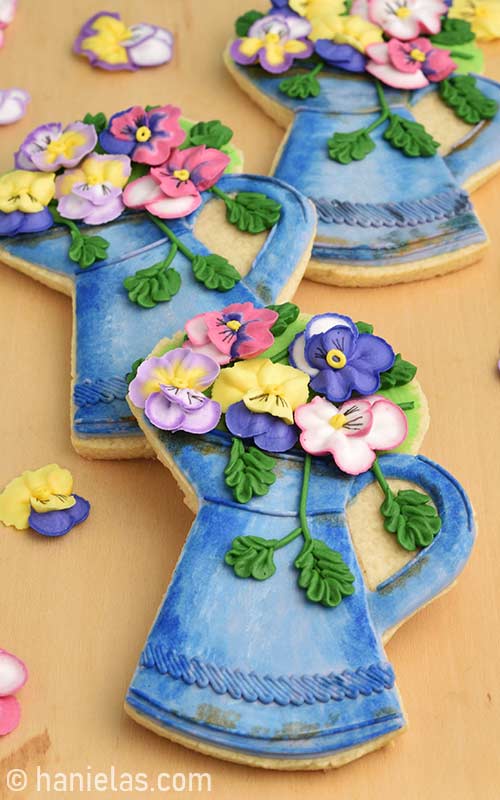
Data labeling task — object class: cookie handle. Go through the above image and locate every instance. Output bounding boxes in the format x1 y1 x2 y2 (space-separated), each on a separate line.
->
353 455 475 640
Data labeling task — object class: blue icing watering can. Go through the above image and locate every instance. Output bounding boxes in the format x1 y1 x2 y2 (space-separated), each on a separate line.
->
0 175 315 456
228 64 500 283
126 430 475 768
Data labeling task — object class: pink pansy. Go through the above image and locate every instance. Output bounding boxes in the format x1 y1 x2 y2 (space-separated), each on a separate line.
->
366 39 456 89
99 105 185 166
124 145 230 220
0 89 29 126
294 395 408 476
0 0 16 49
0 649 27 737
367 0 448 40
184 303 279 365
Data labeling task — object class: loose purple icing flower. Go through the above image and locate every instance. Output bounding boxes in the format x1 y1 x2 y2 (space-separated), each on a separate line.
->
314 40 367 73
14 121 97 172
28 495 90 537
99 105 185 166
289 313 395 403
225 401 299 452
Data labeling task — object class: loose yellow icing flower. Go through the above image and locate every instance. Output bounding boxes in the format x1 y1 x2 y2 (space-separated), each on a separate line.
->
0 465 75 530
212 358 310 425
80 15 131 66
449 0 500 41
0 170 55 214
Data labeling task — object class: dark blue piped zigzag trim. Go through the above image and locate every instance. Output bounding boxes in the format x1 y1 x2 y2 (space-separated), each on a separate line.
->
140 644 395 706
313 189 472 228
74 377 128 407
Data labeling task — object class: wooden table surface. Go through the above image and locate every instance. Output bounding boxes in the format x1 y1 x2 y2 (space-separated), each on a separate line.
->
1 2 499 798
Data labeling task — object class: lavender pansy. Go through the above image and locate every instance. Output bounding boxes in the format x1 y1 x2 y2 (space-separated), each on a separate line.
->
55 154 131 226
289 313 395 403
74 12 173 71
230 13 313 74
14 121 97 172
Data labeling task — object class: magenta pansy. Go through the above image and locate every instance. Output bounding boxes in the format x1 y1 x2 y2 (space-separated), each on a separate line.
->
99 105 186 166
294 395 408 475
366 38 456 88
124 145 230 219
184 302 279 364
367 0 448 41
0 649 27 737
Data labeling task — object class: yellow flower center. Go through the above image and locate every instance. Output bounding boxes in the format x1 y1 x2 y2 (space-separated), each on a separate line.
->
396 6 411 18
226 320 242 332
86 175 100 186
265 32 282 44
172 377 188 389
326 349 347 369
136 125 152 143
266 384 283 397
173 168 191 181
410 48 426 62
45 131 86 164
329 413 348 430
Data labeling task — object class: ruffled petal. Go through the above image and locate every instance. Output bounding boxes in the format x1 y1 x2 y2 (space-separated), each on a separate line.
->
0 695 21 736
144 392 185 431
364 398 408 451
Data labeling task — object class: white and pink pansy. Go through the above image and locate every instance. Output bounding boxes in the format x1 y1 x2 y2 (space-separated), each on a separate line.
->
294 395 408 475
0 649 28 737
365 0 448 41
366 37 456 89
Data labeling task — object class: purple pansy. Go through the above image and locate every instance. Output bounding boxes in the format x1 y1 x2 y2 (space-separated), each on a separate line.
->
289 313 395 403
99 105 185 166
225 401 299 453
0 208 53 236
314 39 367 73
14 122 97 172
28 495 90 537
231 13 313 75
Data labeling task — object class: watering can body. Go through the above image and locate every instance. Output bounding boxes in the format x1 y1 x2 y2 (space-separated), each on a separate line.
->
0 175 316 456
126 431 475 768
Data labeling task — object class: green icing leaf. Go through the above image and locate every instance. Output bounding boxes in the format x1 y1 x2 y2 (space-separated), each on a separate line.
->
224 438 277 504
355 320 374 335
69 231 109 269
225 535 277 581
267 302 300 338
123 262 181 309
327 129 375 165
384 115 439 157
295 539 355 608
431 17 474 46
380 488 442 551
125 358 144 385
181 120 233 150
380 354 417 390
82 112 108 133
279 72 321 100
235 10 264 37
222 191 281 234
439 75 498 124
191 254 241 291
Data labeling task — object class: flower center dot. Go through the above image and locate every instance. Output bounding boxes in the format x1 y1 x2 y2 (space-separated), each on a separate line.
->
326 349 347 369
173 168 191 181
136 125 152 142
226 320 242 332
266 32 281 44
87 176 100 186
410 48 426 62
172 378 188 389
396 6 411 18
266 384 282 397
329 413 348 430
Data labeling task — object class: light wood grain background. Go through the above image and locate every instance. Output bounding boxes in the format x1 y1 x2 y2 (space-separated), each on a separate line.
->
1 2 499 798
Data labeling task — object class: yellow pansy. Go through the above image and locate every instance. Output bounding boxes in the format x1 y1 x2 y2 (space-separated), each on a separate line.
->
290 0 346 40
212 358 310 425
81 14 131 65
0 464 75 531
449 0 500 41
57 155 130 197
0 170 55 214
333 15 383 52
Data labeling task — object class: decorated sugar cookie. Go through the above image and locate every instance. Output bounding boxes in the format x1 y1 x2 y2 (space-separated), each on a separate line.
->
0 105 316 458
225 0 500 286
124 304 474 769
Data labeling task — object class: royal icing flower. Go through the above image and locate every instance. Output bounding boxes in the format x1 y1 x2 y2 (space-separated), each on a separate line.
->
0 89 29 126
314 38 367 72
289 314 394 403
289 0 346 39
129 349 221 434
231 13 314 74
55 154 131 226
212 358 310 452
294 395 408 475
0 649 27 737
366 38 456 88
0 464 90 536
99 106 185 167
184 303 279 365
0 0 16 49
366 0 448 40
74 12 174 71
449 0 500 41
123 145 229 219
0 170 55 237
14 122 97 172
